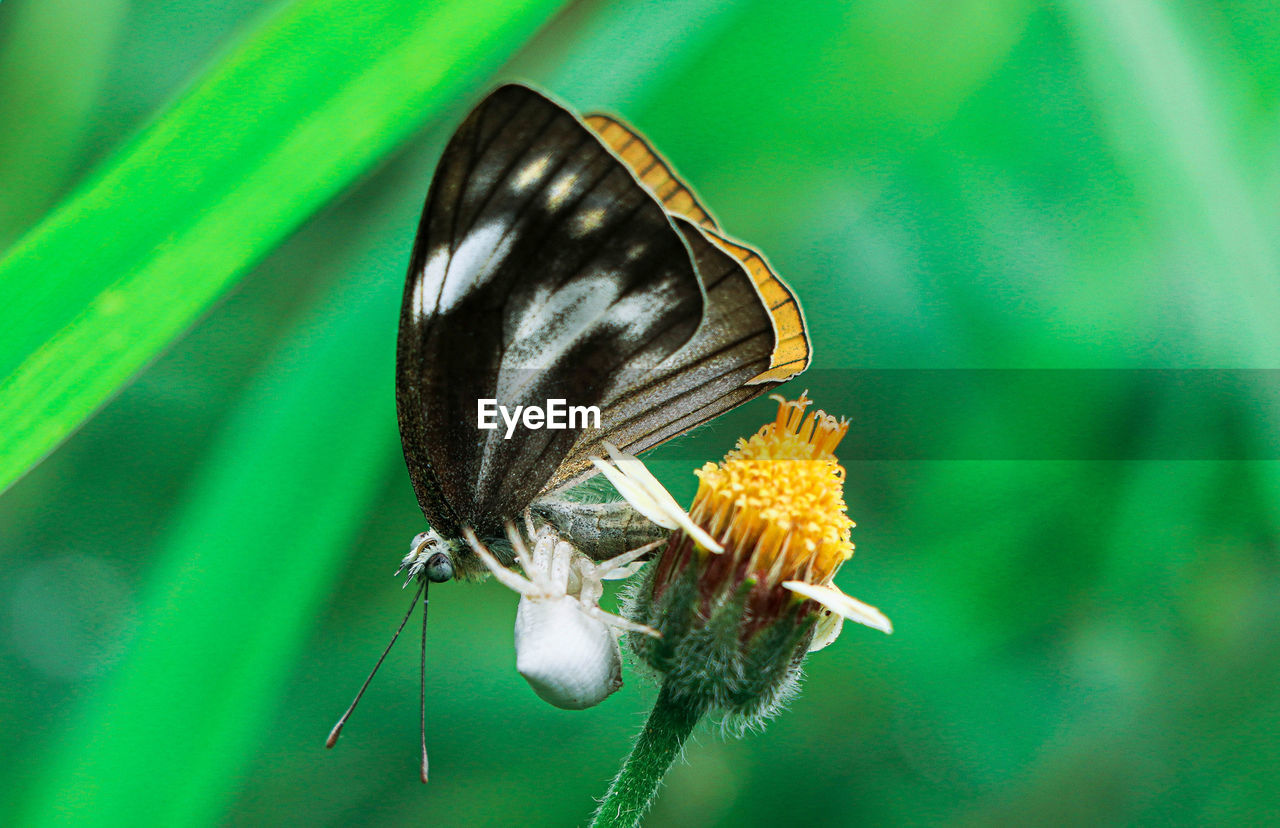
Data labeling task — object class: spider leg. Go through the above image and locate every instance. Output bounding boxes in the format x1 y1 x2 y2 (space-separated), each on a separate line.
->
549 539 573 595
583 603 660 638
595 538 666 579
504 522 554 594
464 528 538 595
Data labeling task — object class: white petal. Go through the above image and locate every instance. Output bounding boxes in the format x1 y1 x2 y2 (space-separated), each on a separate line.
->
464 528 537 596
783 580 893 635
603 442 684 515
808 609 844 652
590 456 671 526
594 443 723 553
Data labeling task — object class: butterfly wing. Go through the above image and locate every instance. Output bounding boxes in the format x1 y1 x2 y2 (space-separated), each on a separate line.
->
396 84 706 541
537 119 812 495
584 110 809 384
584 114 720 232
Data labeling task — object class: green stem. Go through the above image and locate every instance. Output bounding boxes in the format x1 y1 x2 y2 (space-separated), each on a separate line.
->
590 683 705 828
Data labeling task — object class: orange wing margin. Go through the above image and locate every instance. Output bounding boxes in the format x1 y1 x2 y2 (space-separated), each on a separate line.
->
584 114 720 232
585 113 811 384
703 230 811 382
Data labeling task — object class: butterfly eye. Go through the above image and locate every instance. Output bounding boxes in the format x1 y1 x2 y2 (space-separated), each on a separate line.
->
425 552 454 584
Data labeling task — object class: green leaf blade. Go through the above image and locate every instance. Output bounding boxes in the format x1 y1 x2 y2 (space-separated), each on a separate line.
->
0 0 567 495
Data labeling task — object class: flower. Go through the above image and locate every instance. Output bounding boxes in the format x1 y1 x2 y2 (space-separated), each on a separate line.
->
589 442 722 553
688 392 891 644
597 393 890 725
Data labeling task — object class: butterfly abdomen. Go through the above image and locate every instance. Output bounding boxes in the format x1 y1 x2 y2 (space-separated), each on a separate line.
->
532 497 670 561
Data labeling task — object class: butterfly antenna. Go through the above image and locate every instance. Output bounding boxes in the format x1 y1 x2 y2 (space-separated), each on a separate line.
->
326 579 425 749
419 576 431 784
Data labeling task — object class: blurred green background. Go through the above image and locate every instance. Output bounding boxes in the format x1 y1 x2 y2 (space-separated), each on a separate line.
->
2 0 1279 824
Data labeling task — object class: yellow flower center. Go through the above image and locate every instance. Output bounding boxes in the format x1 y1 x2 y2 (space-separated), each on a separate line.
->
689 393 854 585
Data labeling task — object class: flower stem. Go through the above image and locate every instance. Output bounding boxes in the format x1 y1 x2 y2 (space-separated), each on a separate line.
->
590 683 704 828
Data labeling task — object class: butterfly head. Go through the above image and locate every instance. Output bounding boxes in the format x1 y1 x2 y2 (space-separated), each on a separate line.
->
400 529 457 583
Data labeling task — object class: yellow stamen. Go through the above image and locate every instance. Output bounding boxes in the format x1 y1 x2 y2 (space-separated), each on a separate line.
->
689 393 854 587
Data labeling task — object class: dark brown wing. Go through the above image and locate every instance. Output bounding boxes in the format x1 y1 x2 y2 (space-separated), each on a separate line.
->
581 112 809 385
395 84 705 539
584 113 720 232
537 118 812 495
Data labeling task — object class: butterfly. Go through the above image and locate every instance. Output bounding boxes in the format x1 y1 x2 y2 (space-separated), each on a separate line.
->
327 82 810 780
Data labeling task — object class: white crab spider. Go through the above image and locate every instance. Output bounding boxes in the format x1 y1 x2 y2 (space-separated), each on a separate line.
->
463 521 663 710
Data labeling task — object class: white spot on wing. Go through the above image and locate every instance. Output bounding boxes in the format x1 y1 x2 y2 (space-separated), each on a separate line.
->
513 156 550 192
605 288 660 331
505 273 622 372
414 246 450 316
477 272 623 493
435 221 514 313
546 173 579 210
571 207 606 237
